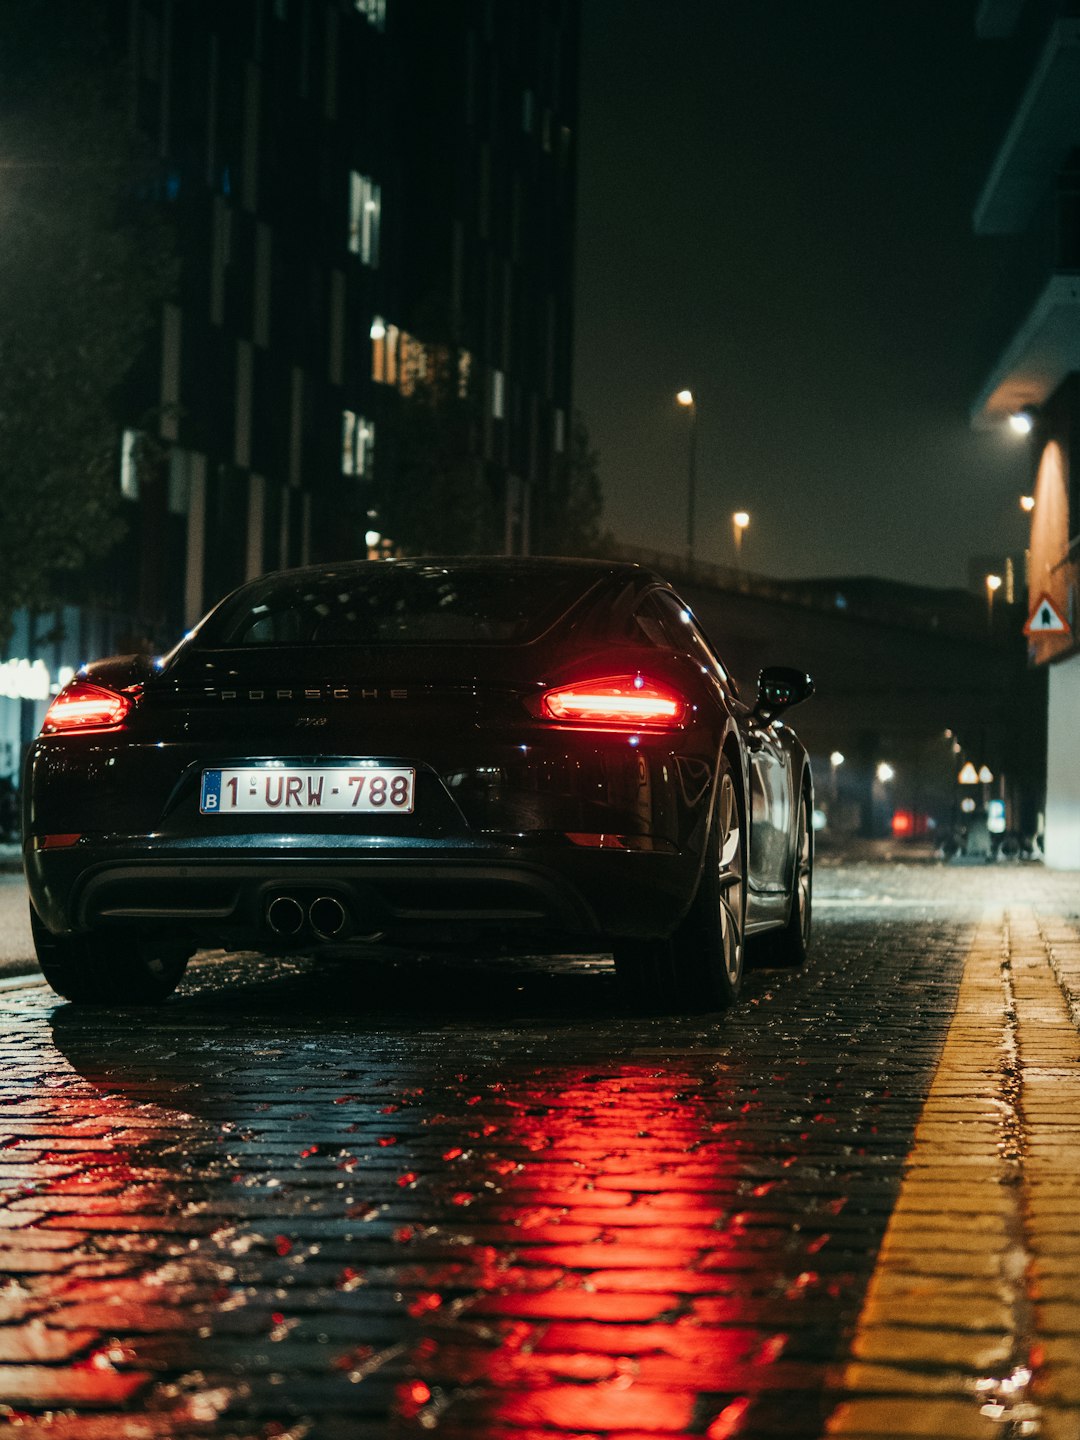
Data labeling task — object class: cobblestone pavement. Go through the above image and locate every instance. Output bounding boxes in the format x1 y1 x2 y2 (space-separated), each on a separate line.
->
0 860 1078 1439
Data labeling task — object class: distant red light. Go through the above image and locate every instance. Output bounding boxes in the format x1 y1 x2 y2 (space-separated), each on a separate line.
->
891 810 931 837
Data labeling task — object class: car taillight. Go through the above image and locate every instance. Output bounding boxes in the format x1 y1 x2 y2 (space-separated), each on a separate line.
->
41 681 133 735
539 676 687 729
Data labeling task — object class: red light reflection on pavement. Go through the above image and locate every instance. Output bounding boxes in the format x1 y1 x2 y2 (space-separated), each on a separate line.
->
6 1010 845 1438
390 1065 809 1436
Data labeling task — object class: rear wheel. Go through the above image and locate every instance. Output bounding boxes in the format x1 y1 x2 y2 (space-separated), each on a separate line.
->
614 756 745 1012
29 906 190 1005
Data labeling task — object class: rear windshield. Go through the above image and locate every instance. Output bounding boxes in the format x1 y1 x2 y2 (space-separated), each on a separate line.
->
195 565 596 647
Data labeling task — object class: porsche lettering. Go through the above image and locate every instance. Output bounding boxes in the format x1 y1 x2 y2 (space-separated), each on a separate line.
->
212 687 409 701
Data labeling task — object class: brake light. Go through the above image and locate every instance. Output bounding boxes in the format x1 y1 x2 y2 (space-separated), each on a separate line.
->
539 676 686 729
41 681 133 734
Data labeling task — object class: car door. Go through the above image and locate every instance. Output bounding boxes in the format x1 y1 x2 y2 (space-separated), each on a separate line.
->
644 592 794 899
745 717 791 893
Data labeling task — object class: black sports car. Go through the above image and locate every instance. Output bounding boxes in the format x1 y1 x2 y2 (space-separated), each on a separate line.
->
23 557 814 1011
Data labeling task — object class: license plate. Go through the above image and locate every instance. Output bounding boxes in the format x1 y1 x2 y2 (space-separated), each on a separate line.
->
200 766 415 815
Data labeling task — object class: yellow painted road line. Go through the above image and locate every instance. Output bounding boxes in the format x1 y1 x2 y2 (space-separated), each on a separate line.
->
824 906 1080 1439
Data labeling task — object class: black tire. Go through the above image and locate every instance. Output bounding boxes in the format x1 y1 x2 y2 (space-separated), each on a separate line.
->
757 783 812 969
614 754 746 1012
29 905 190 1005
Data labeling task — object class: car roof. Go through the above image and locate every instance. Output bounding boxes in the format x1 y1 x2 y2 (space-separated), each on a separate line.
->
248 556 664 587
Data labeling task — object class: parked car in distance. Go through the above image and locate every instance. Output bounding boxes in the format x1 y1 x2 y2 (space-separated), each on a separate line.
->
23 557 814 1011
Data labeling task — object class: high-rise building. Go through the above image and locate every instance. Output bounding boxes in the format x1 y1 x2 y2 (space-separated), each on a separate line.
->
122 0 578 630
971 0 1080 866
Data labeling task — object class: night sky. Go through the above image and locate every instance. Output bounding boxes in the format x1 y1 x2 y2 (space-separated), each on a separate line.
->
574 1 1030 589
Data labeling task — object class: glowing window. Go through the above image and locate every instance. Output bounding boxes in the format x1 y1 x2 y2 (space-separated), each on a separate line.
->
354 0 386 31
342 411 375 478
120 429 142 500
348 172 381 266
492 369 505 420
369 319 400 388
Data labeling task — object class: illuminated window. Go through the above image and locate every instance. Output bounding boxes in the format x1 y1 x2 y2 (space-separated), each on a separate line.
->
399 331 427 397
342 411 375 477
370 317 400 386
354 0 386 31
120 429 143 500
348 172 381 265
492 368 505 420
371 316 386 383
458 350 472 399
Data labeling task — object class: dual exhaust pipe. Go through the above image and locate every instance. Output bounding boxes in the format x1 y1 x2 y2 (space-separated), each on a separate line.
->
266 893 348 940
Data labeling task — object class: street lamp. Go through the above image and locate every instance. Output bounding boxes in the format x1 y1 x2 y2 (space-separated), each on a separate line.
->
1020 494 1035 512
732 510 749 564
876 762 895 784
985 572 1002 629
675 390 697 569
1009 407 1036 435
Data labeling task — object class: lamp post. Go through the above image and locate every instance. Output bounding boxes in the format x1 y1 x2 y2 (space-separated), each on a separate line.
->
829 750 844 810
985 572 1002 630
732 510 749 565
675 390 697 569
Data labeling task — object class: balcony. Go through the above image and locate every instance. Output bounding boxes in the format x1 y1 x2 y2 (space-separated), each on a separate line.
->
975 18 1080 234
971 271 1080 424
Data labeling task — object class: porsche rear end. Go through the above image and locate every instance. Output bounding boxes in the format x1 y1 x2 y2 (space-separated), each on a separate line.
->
23 561 718 955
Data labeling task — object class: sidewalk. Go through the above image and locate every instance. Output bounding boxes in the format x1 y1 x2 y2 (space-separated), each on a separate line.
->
826 901 1080 1438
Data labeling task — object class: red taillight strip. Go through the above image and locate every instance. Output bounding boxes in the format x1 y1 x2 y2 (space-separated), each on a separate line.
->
539 676 687 729
41 682 133 735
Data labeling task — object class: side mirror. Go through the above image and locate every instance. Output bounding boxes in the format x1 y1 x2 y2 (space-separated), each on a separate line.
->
755 666 814 720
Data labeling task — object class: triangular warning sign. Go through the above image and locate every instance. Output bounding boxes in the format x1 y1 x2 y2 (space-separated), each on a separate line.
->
1023 593 1070 636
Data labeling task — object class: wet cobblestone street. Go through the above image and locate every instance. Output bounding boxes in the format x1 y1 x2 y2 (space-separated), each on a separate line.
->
1 860 1079 1439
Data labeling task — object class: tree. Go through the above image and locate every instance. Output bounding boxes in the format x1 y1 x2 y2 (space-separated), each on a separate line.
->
377 358 502 556
0 1 176 641
379 360 611 560
537 410 610 557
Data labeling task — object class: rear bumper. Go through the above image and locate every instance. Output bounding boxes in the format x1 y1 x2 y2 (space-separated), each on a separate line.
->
25 834 700 949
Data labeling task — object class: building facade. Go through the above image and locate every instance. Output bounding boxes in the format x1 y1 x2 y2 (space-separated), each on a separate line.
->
972 0 1080 866
0 0 579 790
